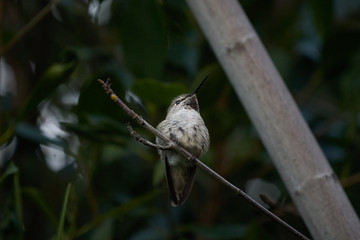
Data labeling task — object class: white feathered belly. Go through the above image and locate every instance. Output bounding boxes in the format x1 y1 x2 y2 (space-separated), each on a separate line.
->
156 109 210 166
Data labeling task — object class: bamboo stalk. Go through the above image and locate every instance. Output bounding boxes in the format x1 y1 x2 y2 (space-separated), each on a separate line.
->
185 1 360 239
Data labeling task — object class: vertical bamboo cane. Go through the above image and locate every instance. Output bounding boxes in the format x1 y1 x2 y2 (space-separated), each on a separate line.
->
186 1 360 239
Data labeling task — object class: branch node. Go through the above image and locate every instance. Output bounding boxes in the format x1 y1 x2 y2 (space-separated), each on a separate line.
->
132 114 145 126
225 33 255 54
126 123 172 150
188 154 197 164
98 78 113 95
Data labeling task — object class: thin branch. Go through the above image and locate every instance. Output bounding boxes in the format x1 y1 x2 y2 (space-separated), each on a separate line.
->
98 79 310 240
341 172 360 188
0 0 61 55
125 123 173 150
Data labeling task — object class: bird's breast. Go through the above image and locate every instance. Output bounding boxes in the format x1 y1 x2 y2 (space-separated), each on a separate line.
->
164 109 210 157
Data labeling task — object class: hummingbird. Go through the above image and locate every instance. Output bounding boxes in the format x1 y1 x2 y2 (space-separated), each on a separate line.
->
156 75 210 207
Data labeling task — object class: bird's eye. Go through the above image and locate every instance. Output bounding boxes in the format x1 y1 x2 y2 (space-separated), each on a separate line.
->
175 100 181 105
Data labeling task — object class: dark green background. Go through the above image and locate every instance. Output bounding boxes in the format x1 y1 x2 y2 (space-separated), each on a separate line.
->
1 0 360 239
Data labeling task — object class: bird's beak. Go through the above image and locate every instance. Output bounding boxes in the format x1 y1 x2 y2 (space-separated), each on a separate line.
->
191 74 209 96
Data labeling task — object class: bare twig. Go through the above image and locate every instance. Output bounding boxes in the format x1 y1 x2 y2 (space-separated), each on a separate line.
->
341 172 360 188
125 123 172 150
0 0 61 55
98 79 310 240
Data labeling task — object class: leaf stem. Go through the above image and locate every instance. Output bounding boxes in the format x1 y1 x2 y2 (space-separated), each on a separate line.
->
1 0 61 55
56 183 72 240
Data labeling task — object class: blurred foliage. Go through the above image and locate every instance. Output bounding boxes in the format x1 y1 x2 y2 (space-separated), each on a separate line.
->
0 0 360 239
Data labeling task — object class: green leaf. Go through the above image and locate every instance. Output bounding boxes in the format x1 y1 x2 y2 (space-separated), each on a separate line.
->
339 51 360 139
120 0 166 78
61 114 129 144
0 61 76 146
167 32 200 75
307 0 333 39
90 220 113 240
22 187 58 227
74 190 159 238
152 161 165 186
15 122 66 147
17 61 76 121
56 183 72 240
0 125 15 146
131 79 188 106
14 172 23 239
0 162 18 184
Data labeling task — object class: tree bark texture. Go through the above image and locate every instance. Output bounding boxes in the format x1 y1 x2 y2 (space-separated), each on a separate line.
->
185 1 360 239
